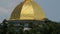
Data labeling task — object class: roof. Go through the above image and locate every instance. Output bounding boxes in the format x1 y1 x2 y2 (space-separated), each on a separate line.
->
10 0 46 20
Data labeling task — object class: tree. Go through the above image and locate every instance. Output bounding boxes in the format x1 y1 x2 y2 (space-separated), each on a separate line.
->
2 19 8 34
24 30 29 34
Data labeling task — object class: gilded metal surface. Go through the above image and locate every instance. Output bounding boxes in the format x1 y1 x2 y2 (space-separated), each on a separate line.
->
10 0 46 20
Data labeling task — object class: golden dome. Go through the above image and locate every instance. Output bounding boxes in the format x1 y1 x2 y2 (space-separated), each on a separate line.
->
10 0 46 20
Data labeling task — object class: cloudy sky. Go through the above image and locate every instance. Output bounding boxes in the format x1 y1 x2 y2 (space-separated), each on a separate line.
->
0 0 60 23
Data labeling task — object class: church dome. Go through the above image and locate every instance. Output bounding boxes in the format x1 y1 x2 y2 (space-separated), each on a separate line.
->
10 0 46 20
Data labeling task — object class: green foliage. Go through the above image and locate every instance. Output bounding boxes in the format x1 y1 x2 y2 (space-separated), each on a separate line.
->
0 19 60 34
